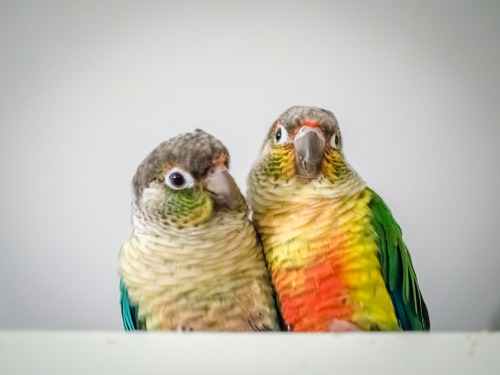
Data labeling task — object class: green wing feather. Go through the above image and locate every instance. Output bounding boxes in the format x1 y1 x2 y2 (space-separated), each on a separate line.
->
368 188 430 331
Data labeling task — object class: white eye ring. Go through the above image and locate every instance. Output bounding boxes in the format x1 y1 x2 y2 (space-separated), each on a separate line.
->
164 167 195 190
330 133 341 149
274 125 288 145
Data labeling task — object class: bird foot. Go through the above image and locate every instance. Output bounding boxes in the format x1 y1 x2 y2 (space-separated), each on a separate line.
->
329 319 361 332
176 324 194 332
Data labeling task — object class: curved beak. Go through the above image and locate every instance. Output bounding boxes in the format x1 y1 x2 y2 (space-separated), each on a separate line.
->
203 166 237 208
294 126 325 178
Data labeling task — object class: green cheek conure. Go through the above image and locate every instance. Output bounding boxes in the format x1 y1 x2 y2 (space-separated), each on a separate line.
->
119 129 278 331
247 106 430 332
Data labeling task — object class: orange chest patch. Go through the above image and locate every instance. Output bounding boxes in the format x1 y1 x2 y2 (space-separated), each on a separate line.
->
272 249 356 332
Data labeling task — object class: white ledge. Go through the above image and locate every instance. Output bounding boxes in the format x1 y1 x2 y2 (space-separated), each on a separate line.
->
0 331 498 374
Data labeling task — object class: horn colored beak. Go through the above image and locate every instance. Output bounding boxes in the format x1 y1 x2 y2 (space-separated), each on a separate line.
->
294 126 325 178
203 166 237 207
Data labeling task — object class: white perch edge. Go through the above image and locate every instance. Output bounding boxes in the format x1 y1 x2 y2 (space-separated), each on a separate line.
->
0 331 499 374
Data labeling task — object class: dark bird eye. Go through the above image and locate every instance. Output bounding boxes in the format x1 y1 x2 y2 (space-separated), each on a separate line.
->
164 168 194 190
331 134 341 149
169 172 185 187
274 125 288 145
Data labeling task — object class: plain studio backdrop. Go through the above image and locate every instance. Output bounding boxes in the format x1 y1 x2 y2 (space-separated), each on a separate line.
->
0 0 499 332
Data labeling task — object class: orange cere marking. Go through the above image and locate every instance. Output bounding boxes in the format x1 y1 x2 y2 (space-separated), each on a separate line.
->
274 254 355 332
301 121 319 128
212 156 227 167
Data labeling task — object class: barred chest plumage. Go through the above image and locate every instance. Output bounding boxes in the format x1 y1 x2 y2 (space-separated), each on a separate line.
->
250 184 400 332
119 211 277 331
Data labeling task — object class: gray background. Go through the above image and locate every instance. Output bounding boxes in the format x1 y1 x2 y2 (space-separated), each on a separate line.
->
1 0 499 331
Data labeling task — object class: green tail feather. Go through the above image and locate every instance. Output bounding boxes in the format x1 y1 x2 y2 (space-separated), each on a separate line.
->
120 280 139 331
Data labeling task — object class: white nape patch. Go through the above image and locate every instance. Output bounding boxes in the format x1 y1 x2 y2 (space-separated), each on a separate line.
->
132 183 166 232
141 184 165 206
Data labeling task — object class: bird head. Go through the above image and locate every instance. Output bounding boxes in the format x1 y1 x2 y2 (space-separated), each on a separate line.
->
258 106 347 184
132 129 244 229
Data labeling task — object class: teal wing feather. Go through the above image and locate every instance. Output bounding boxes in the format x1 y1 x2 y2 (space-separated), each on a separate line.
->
367 188 430 331
120 279 140 331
